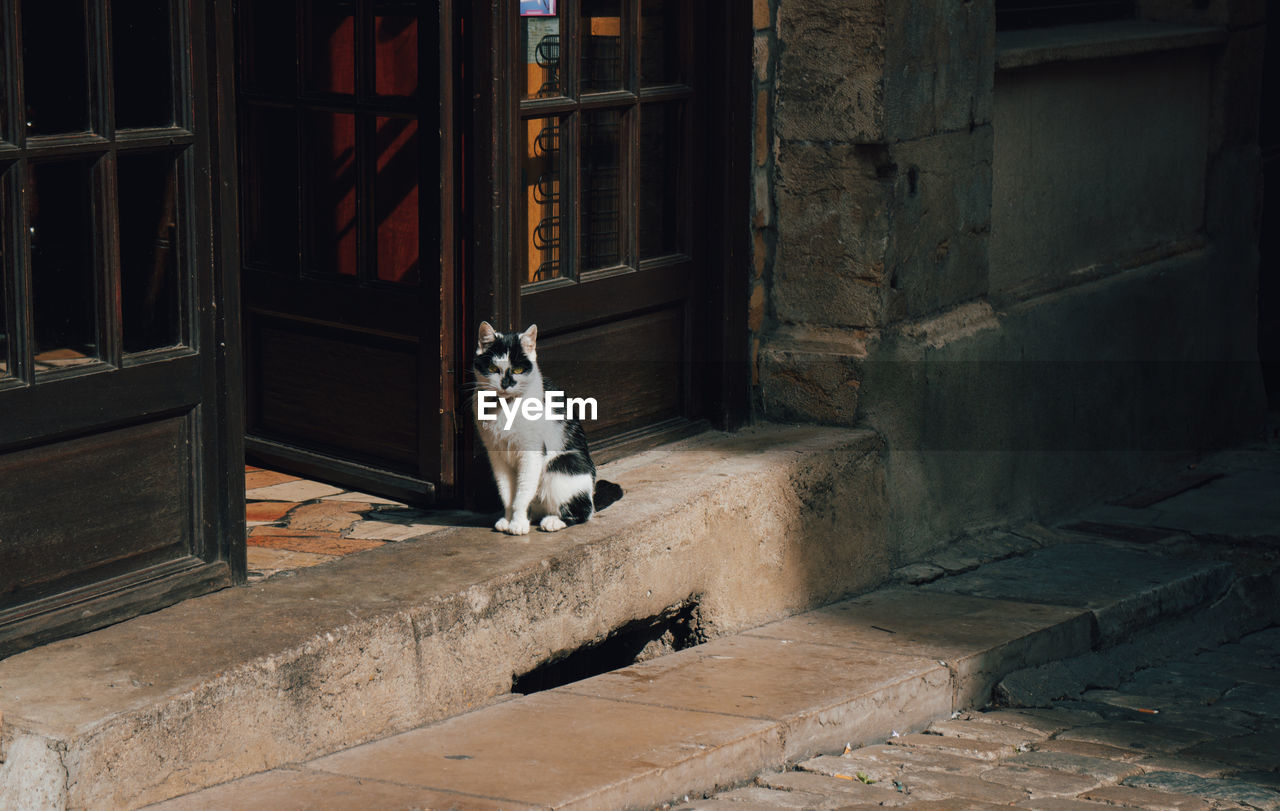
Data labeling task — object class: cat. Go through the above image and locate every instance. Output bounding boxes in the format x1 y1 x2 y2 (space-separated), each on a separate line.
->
471 321 623 535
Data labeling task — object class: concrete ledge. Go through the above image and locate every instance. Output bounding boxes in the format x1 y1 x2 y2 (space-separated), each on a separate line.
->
0 425 888 809
996 21 1226 71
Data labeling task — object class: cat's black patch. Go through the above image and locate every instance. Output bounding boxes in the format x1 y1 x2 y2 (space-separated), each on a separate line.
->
473 330 532 375
547 450 594 477
560 491 595 525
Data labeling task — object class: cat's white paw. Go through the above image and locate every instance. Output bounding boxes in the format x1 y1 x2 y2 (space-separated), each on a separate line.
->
494 517 510 532
506 517 531 535
540 515 567 532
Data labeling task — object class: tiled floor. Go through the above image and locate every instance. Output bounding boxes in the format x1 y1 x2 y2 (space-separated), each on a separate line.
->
244 465 485 582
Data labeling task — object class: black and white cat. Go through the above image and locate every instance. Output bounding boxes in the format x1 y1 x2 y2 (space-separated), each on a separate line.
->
471 321 622 535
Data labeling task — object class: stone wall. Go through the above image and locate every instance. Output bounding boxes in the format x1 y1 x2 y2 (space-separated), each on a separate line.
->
753 0 1267 560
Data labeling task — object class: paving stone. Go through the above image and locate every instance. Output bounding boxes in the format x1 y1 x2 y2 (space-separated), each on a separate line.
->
979 763 1101 796
153 767 530 810
1233 772 1280 791
1134 754 1231 779
923 543 1233 643
758 770 910 805
977 707 1103 736
244 546 337 577
309 691 780 809
1056 721 1211 755
248 528 385 557
562 635 950 758
1031 739 1149 763
1081 689 1197 714
1009 751 1143 783
284 501 371 533
1013 798 1114 810
744 588 1092 710
319 490 405 506
243 469 299 490
1123 771 1280 809
346 519 446 542
710 786 837 808
1182 732 1280 772
892 562 946 585
1082 784 1212 810
889 770 1028 804
800 744 993 782
246 480 346 502
244 501 298 523
927 718 1039 748
1216 683 1280 719
889 733 1015 761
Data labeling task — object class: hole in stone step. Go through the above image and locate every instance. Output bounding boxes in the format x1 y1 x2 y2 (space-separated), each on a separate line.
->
512 600 705 695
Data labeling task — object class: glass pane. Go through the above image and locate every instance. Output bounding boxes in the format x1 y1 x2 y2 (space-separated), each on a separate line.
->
640 0 684 86
581 109 622 269
520 16 561 100
113 0 174 129
522 116 562 283
242 2 297 94
639 102 682 258
375 5 418 96
30 159 99 370
119 152 182 352
244 105 299 272
581 0 622 94
375 116 418 284
307 1 355 94
22 0 91 135
0 25 10 142
304 111 357 276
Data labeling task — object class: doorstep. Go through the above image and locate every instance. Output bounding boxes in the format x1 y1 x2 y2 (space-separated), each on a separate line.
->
0 424 890 809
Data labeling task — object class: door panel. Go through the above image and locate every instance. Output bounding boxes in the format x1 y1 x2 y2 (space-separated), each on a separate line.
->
0 0 239 658
236 0 450 503
508 0 709 451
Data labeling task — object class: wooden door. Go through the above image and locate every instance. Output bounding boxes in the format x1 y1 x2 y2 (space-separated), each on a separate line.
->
0 0 241 657
236 1 458 503
484 0 740 458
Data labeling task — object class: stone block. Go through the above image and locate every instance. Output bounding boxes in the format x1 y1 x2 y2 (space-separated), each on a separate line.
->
803 744 993 781
775 0 886 142
754 88 769 167
980 763 1102 796
753 0 771 31
890 770 1026 804
1056 722 1209 755
1009 751 1143 783
775 0 992 143
1083 784 1212 810
759 326 868 425
923 543 1234 644
561 634 951 759
773 141 890 327
753 33 770 82
889 733 1012 761
759 770 909 806
885 127 993 320
927 719 1038 748
745 586 1093 711
1123 772 1280 809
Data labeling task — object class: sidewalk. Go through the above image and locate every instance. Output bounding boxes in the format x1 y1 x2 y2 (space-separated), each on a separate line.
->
152 434 1280 809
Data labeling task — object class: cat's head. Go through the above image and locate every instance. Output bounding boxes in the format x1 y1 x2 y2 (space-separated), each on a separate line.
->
473 322 539 398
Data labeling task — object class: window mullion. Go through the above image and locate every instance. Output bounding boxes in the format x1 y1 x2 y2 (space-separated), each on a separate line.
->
97 150 122 367
625 0 639 271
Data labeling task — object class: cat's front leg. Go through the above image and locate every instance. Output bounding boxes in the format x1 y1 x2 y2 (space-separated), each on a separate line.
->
487 450 516 532
504 452 543 535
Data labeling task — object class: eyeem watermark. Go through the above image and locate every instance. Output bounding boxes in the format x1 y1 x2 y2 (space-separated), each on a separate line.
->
476 390 598 429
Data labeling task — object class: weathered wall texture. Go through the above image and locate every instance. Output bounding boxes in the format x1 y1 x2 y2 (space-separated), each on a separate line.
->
754 0 1267 560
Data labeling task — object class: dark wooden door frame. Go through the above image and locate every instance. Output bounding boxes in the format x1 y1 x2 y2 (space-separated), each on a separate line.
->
463 0 750 494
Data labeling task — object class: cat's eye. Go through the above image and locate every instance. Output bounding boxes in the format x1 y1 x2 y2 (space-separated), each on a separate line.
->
512 366 525 374
487 363 498 373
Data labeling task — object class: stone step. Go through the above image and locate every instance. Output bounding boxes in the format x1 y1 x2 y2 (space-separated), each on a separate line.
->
155 588 1096 809
0 426 891 809
149 526 1246 809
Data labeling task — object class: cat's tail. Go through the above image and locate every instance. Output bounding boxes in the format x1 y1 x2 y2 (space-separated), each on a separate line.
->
593 479 624 512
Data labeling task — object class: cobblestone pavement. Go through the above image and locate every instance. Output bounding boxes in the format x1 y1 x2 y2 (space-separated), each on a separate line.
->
683 626 1280 810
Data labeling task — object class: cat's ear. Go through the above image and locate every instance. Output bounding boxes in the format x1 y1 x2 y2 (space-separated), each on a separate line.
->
518 324 538 360
477 321 497 354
